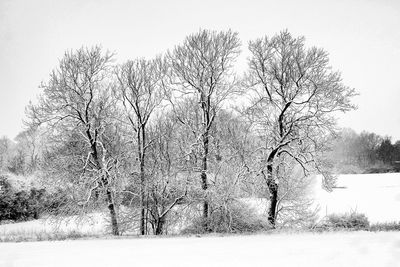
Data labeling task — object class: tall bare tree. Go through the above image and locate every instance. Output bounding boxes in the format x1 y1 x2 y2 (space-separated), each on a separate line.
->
167 29 241 228
145 113 191 235
115 57 166 235
27 46 121 235
245 30 356 226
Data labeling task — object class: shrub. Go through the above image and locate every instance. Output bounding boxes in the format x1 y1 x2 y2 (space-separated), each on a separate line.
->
181 201 270 234
369 222 400 231
316 211 370 230
0 229 94 242
0 174 55 222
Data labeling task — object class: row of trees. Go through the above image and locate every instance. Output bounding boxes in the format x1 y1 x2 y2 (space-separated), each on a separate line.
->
330 129 400 172
21 29 355 235
0 129 43 175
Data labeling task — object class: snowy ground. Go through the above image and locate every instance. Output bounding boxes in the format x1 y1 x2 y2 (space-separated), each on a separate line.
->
1 231 399 267
243 173 400 223
314 173 400 223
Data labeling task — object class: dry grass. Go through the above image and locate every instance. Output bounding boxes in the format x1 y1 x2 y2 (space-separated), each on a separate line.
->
0 228 99 242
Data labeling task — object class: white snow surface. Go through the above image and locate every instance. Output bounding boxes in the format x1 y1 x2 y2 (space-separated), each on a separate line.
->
1 231 399 267
313 173 400 223
238 173 400 224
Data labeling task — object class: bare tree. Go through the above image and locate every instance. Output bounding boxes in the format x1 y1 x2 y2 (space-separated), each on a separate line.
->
0 137 13 172
115 57 166 235
26 46 121 235
245 30 356 226
14 127 46 173
145 114 190 235
167 29 241 229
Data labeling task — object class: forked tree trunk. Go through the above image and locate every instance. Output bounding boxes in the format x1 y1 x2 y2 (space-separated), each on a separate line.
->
87 130 119 236
154 216 166 235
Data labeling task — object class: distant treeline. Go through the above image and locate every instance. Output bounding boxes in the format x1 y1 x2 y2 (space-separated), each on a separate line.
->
330 129 400 173
2 127 399 178
0 129 41 176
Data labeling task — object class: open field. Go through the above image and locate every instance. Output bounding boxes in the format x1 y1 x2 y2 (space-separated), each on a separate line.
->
234 173 400 224
1 231 399 267
314 173 400 223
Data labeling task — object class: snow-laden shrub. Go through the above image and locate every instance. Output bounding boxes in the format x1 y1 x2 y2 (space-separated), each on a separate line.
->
0 174 68 222
369 222 400 231
0 174 43 221
275 168 319 228
317 212 370 230
181 201 270 234
0 229 94 242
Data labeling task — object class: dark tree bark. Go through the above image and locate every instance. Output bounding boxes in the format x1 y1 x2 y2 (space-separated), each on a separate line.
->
139 126 146 235
266 174 278 226
106 189 119 235
201 96 211 229
154 216 166 235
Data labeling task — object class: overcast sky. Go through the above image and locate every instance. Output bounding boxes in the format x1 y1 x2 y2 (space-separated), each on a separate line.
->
0 0 399 141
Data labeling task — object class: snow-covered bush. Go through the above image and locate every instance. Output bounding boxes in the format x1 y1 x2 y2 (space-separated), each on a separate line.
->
317 212 370 230
0 174 71 222
181 201 270 234
369 222 400 231
0 174 46 221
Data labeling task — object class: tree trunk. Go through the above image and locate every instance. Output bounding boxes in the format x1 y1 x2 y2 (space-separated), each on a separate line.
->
154 216 166 235
106 189 119 235
201 94 211 231
265 151 278 227
201 132 209 230
140 165 145 235
87 129 119 236
267 180 278 227
139 126 146 235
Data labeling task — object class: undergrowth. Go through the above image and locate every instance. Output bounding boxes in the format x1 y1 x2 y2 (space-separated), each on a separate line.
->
0 229 98 242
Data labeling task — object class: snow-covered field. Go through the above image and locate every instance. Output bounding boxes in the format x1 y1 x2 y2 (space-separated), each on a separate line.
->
1 231 399 267
244 173 400 223
314 173 400 223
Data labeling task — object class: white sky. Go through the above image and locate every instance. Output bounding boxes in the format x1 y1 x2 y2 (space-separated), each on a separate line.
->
0 0 399 140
